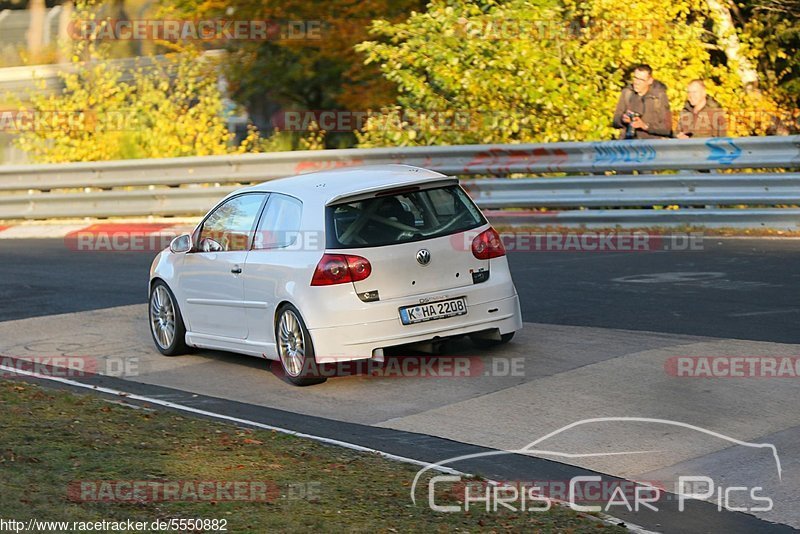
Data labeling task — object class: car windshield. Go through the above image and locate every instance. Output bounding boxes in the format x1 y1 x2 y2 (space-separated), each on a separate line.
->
326 184 485 248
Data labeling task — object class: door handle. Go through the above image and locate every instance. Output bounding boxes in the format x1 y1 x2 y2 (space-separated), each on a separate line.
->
231 266 242 274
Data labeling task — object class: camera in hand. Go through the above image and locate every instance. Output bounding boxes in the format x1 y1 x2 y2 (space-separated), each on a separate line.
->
624 111 641 139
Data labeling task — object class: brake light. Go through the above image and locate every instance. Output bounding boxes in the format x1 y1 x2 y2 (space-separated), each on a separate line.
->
311 254 372 286
471 228 506 259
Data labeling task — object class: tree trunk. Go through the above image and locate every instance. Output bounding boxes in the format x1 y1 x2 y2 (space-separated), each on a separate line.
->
57 1 74 64
705 0 760 92
27 0 46 60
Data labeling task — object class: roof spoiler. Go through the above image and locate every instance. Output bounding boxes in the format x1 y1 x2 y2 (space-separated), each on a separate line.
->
326 177 459 206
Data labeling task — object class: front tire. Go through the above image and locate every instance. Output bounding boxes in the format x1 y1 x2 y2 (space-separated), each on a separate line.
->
149 280 188 356
275 304 327 386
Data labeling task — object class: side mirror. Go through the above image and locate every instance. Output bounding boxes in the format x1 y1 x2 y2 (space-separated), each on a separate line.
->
169 234 192 254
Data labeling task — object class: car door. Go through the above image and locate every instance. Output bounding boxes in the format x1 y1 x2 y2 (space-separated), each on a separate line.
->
243 193 306 346
178 193 267 339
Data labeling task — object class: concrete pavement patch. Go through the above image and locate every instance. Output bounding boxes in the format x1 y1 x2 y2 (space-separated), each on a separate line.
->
1 304 798 528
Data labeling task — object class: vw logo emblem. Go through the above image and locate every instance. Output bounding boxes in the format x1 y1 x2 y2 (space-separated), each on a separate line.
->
416 249 431 266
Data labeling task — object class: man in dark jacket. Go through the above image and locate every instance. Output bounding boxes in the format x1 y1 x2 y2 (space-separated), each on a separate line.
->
676 80 728 138
612 64 672 140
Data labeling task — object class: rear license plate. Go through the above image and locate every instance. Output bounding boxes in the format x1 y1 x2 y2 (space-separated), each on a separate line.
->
399 297 467 325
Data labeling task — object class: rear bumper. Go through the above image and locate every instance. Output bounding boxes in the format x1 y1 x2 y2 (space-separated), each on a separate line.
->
308 293 522 362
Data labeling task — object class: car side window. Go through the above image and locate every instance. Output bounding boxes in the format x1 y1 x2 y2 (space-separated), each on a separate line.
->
427 188 457 217
253 194 303 249
198 194 265 252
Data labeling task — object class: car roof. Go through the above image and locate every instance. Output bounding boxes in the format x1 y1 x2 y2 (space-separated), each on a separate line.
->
238 164 456 205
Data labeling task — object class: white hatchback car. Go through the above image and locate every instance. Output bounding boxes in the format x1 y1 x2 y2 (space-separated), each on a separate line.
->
149 165 522 385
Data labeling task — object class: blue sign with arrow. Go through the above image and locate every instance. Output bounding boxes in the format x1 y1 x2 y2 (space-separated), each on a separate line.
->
706 138 742 165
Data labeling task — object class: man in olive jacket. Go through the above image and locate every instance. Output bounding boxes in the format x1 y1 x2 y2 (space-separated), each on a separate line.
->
612 64 672 140
676 80 728 138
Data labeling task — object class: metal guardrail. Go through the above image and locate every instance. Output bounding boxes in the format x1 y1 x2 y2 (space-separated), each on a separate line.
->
463 173 800 208
0 51 227 96
487 208 800 228
0 135 798 227
0 187 237 219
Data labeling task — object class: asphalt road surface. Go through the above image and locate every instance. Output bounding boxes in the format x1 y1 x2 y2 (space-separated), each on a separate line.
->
1 237 798 343
1 237 799 532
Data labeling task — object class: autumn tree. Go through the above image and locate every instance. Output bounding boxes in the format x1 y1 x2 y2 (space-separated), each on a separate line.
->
733 0 799 107
160 0 426 147
355 0 795 147
12 0 259 162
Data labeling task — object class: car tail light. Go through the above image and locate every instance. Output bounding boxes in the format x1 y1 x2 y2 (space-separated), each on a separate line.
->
311 254 372 286
471 228 506 259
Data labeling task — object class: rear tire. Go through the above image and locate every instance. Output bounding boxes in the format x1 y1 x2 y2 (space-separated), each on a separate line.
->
149 280 188 356
470 332 514 349
275 304 327 386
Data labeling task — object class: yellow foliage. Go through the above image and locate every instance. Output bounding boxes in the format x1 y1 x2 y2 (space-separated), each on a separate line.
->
11 0 261 163
297 121 327 151
356 0 792 147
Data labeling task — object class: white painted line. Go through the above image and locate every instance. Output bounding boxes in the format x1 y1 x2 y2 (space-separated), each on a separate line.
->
729 309 800 317
710 236 800 241
0 224 87 239
0 364 656 533
0 223 193 239
0 364 460 470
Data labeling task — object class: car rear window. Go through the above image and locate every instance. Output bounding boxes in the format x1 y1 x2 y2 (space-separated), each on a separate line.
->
326 184 485 249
